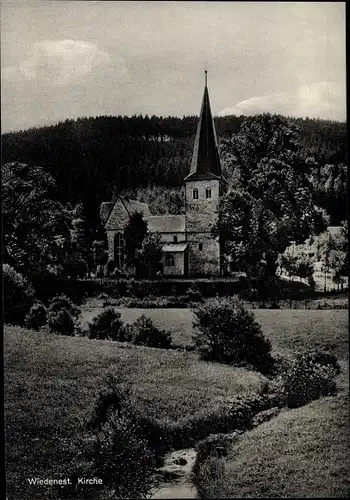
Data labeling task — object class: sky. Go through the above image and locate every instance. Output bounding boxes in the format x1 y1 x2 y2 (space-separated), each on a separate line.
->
1 1 346 132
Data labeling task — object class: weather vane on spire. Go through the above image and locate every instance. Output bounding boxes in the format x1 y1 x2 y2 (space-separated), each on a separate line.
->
205 68 208 87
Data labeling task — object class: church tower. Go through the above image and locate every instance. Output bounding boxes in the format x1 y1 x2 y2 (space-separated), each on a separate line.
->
184 71 226 276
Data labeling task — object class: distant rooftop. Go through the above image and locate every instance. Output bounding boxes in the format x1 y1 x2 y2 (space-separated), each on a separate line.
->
146 214 185 233
121 197 152 217
101 196 152 226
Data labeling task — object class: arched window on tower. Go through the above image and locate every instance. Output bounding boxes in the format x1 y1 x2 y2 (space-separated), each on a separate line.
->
193 188 198 199
173 235 178 243
165 254 175 266
114 233 124 269
206 188 211 198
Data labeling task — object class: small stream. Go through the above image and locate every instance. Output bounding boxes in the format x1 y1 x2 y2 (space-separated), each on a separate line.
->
149 406 281 499
150 448 197 499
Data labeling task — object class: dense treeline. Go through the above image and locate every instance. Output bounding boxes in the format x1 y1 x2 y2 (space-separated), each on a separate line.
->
2 114 347 230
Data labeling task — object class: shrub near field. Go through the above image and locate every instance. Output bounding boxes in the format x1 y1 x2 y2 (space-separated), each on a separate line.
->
192 299 272 373
80 306 349 358
88 307 125 341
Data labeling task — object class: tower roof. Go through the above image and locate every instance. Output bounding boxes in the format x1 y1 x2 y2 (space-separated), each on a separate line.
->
184 72 222 182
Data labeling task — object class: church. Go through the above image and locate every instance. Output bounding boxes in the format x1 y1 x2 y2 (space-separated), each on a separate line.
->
100 73 227 277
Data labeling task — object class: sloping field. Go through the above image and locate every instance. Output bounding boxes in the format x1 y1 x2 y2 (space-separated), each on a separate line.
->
197 393 349 498
4 326 264 499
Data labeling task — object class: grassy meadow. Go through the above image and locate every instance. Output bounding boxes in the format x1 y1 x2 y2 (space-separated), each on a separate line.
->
4 303 348 499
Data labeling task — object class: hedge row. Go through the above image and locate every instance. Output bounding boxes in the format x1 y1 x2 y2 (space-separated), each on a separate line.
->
81 278 244 298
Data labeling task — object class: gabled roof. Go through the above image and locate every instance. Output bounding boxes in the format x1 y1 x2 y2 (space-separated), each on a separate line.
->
146 215 185 233
185 73 222 182
121 197 152 217
101 196 152 228
100 202 114 225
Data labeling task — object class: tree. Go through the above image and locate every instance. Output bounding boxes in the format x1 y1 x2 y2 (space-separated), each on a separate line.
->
3 264 35 325
2 162 72 282
312 222 348 291
322 222 348 289
214 114 328 299
123 212 148 268
296 257 314 281
92 240 108 278
278 252 298 280
136 232 163 278
65 206 90 278
310 163 347 226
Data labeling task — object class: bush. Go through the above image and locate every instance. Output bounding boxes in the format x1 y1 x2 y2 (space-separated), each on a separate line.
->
85 373 159 498
192 433 240 489
194 433 238 468
25 302 47 330
266 352 294 379
307 274 316 291
127 279 153 298
88 308 125 341
194 456 227 499
276 354 338 408
89 372 131 430
165 397 254 450
132 314 172 348
47 308 75 336
89 372 167 456
48 294 80 318
186 284 203 303
91 412 157 498
119 295 194 308
106 259 117 277
120 323 136 342
296 349 341 375
3 264 35 325
192 298 272 371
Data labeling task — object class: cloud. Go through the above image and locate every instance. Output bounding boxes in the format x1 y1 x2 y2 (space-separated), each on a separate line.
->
217 81 346 121
3 40 117 85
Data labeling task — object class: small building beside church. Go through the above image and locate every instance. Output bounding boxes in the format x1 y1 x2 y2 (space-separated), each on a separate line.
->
100 74 227 277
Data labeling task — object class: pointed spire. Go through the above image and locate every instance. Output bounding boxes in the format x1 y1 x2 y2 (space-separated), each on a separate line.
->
184 72 222 182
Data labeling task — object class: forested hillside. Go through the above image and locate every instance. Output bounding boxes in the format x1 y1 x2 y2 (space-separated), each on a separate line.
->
2 114 347 230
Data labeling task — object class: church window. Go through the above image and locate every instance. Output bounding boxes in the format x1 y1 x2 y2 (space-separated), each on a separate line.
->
173 235 178 243
206 188 211 198
114 233 124 269
165 254 175 266
199 243 203 251
193 188 198 199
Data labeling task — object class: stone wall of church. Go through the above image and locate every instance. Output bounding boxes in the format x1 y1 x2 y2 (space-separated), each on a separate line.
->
106 230 119 261
185 179 220 234
156 232 186 243
187 233 220 276
162 252 185 276
105 199 129 231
